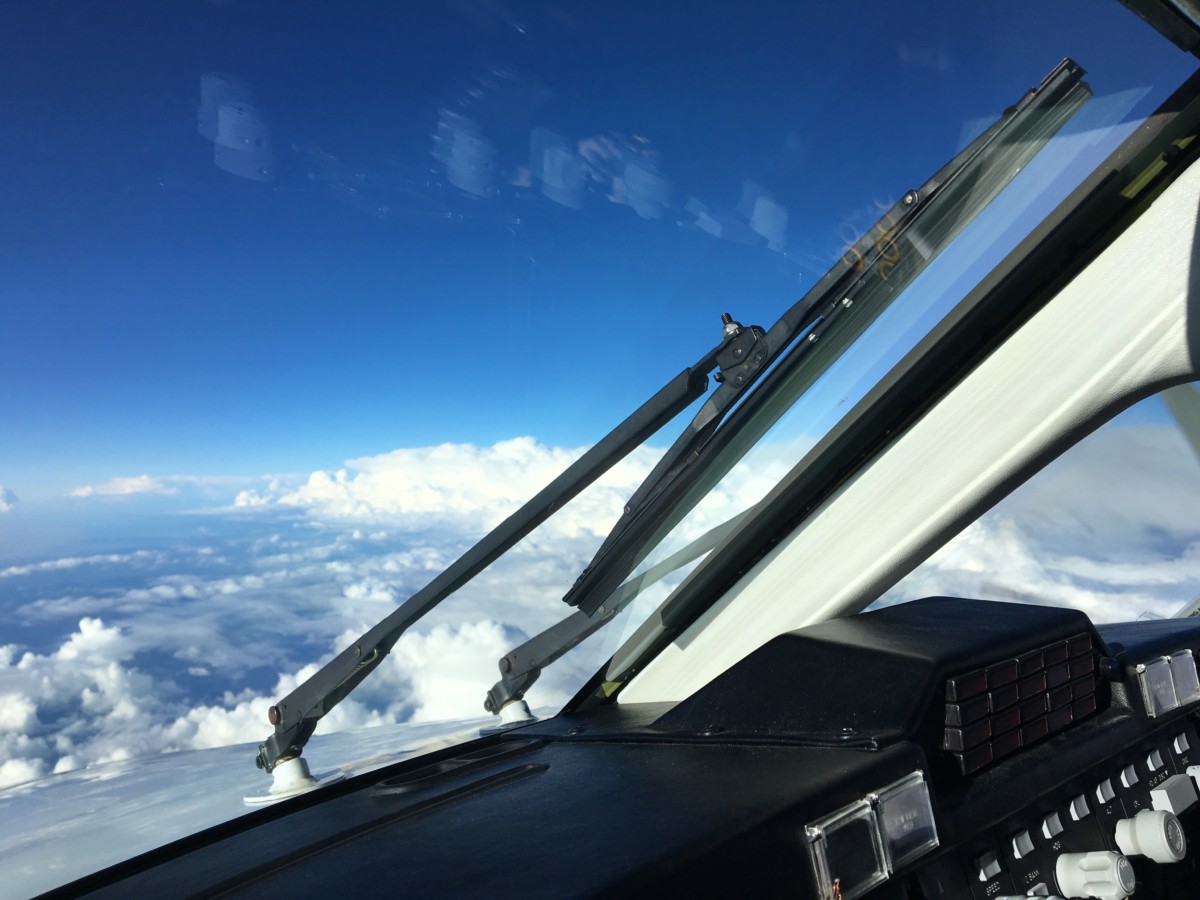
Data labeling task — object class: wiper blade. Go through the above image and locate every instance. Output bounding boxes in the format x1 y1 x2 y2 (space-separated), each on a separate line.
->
484 510 750 715
562 58 1090 617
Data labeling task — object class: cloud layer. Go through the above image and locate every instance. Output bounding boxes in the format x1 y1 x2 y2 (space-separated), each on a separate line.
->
6 413 1200 791
1 438 664 789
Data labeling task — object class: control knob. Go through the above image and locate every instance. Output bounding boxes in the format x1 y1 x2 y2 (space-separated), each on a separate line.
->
1114 808 1186 864
1054 850 1136 900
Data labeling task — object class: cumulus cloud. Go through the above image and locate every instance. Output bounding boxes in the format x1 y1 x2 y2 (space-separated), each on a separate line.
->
246 437 664 540
0 485 17 512
0 612 542 788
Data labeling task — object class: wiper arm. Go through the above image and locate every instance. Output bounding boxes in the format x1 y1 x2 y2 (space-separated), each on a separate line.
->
483 509 750 716
256 58 1089 774
254 319 766 772
562 58 1090 617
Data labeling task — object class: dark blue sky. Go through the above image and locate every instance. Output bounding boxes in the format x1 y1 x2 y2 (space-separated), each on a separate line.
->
1 1 1193 498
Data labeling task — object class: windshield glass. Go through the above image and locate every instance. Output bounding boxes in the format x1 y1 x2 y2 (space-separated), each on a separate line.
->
1 0 1195 815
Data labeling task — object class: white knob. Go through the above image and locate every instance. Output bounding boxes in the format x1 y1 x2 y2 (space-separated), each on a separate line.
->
1115 808 1187 863
1055 851 1136 899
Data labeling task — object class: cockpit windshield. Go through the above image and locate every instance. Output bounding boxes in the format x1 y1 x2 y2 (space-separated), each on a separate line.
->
0 0 1196 797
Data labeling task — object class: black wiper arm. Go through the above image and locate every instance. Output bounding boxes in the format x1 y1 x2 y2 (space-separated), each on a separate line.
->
483 509 750 716
562 58 1090 617
254 319 761 772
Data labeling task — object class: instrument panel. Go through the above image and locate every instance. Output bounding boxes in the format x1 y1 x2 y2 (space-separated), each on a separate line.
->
53 597 1200 900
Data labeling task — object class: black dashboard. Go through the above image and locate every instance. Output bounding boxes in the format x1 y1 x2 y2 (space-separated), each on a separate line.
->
48 598 1200 899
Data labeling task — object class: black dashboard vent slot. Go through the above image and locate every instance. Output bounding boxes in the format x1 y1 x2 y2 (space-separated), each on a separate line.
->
943 632 1098 775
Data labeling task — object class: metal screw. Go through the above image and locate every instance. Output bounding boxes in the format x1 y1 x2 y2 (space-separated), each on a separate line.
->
268 705 281 726
567 725 586 735
842 297 852 308
499 657 512 674
808 333 818 343
903 190 918 205
721 312 741 339
734 347 743 358
356 645 362 658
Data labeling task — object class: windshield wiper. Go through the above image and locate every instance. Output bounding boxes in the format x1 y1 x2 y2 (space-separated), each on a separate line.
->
254 58 1088 775
560 57 1090 617
254 317 770 772
484 510 750 716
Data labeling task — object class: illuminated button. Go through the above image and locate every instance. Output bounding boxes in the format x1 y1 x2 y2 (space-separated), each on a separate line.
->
1121 765 1139 789
1097 779 1116 804
1042 811 1064 839
1070 793 1091 821
1147 749 1165 771
976 849 1002 881
1012 829 1035 859
1175 733 1191 755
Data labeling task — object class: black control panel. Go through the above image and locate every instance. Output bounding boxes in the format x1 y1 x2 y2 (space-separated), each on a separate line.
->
915 719 1200 899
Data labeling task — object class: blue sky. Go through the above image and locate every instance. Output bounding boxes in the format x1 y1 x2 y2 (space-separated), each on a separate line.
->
2 1 1200 790
2 1 1192 500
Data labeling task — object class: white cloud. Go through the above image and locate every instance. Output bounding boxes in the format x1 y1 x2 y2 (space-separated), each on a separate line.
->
8 413 1198 795
0 485 17 513
253 437 664 541
0 693 38 732
0 758 45 789
1 550 159 579
233 489 270 507
71 475 177 498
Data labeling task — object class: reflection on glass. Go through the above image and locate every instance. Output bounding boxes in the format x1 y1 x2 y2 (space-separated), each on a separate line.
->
197 72 273 182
